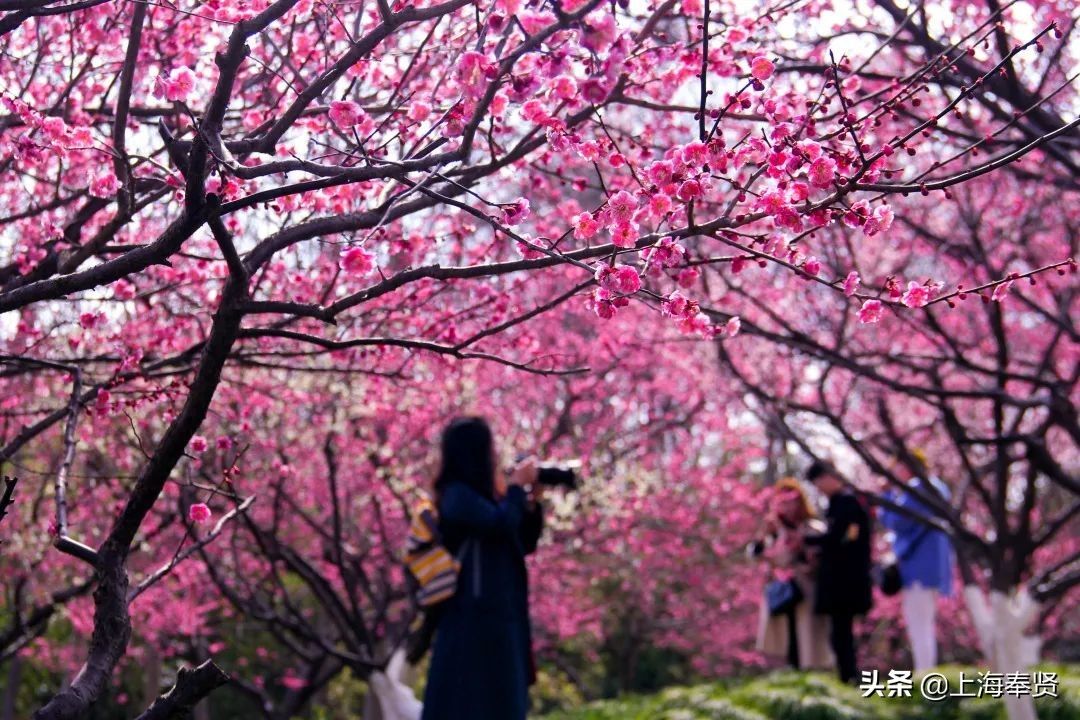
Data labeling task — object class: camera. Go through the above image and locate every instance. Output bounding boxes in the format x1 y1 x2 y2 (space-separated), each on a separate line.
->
535 461 581 489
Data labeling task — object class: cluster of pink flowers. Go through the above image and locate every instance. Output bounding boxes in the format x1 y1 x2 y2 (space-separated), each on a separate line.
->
458 51 498 100
328 101 374 134
89 171 121 199
579 9 618 53
755 190 804 232
641 237 686 268
154 67 196 103
677 266 699 288
112 280 136 301
661 290 694 318
569 140 727 249
590 287 629 319
657 291 735 339
862 205 895 236
205 175 242 202
843 200 895 237
603 190 640 248
590 263 642 319
37 115 92 152
680 311 715 337
854 278 935 322
595 263 641 295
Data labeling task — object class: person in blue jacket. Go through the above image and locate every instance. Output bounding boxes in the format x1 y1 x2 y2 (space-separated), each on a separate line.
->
421 417 544 720
880 451 954 671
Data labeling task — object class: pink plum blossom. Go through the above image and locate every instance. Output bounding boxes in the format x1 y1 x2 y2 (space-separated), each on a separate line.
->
341 247 375 274
550 75 578 100
676 179 703 201
807 157 837 188
610 222 638 249
607 190 638 224
89 172 121 198
157 67 196 102
863 205 895 236
843 271 860 297
329 101 365 127
750 56 775 81
502 199 530 226
677 267 700 288
844 200 871 228
590 287 628 319
858 299 884 323
408 101 431 122
188 503 212 524
679 311 714 337
681 142 708 167
642 238 685 268
662 291 691 317
572 212 599 239
901 281 932 308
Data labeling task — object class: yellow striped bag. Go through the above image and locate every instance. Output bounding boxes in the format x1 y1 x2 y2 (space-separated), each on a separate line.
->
404 496 460 607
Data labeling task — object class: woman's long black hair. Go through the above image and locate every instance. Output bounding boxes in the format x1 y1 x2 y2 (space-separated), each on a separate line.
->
435 417 496 499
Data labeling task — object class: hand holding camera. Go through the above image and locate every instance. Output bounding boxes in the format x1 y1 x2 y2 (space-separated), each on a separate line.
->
508 457 537 489
507 456 581 498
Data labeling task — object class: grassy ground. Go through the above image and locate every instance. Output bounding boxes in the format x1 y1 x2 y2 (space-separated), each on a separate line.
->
539 666 1080 720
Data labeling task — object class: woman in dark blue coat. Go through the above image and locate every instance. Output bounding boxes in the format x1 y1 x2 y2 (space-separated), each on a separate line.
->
421 417 543 720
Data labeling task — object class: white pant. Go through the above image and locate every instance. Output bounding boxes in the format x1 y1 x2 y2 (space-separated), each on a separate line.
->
901 582 939 671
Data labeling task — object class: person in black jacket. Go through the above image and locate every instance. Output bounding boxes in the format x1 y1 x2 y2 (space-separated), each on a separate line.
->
803 461 873 683
421 417 544 720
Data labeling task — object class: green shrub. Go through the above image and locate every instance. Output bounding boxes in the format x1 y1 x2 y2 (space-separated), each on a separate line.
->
540 665 1080 720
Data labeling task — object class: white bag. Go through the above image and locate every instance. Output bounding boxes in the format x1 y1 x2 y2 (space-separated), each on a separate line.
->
369 649 423 720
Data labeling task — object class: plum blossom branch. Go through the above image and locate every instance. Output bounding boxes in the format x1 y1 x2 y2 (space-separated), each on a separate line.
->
857 118 1080 193
234 329 588 376
0 475 16 535
52 366 81 542
133 660 231 720
924 259 1076 307
127 495 256 603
